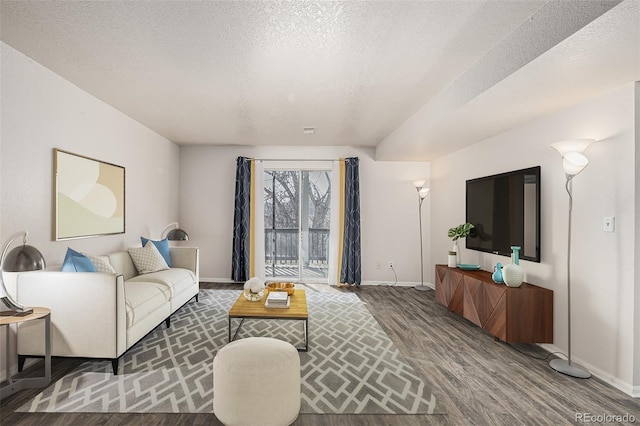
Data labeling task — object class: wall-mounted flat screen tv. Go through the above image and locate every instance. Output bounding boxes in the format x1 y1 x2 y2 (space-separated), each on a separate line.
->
466 166 540 262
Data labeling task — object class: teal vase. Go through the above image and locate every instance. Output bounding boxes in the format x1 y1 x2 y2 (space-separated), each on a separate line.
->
492 262 503 283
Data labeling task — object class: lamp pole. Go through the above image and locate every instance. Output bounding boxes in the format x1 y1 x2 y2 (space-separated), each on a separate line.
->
413 183 429 291
565 176 575 368
549 174 590 378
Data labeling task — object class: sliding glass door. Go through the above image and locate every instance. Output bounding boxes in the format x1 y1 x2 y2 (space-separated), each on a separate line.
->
264 169 331 282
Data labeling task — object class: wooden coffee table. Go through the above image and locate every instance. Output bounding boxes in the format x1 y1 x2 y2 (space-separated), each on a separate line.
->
228 289 308 351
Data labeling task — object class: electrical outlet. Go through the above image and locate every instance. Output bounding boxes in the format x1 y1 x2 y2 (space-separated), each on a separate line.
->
388 261 394 269
376 262 381 270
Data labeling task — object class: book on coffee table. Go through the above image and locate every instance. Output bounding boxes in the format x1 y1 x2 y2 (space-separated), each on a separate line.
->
265 291 290 308
265 298 290 309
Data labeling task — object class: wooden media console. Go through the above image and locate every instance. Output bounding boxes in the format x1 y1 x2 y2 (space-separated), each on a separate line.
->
435 264 553 343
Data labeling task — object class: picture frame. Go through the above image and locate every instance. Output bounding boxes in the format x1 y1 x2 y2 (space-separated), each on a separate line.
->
53 148 125 240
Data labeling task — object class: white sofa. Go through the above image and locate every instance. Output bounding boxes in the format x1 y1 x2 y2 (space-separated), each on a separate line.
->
15 246 199 374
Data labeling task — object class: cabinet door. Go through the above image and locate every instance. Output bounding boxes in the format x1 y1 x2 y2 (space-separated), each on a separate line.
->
462 276 485 327
504 287 553 343
435 265 464 315
462 276 507 340
482 290 507 341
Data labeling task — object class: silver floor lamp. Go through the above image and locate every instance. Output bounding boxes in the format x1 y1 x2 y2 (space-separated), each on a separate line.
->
413 180 430 291
549 139 594 379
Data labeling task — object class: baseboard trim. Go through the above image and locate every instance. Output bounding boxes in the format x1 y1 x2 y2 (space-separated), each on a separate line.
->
200 277 241 284
360 281 435 289
537 343 638 398
199 278 436 289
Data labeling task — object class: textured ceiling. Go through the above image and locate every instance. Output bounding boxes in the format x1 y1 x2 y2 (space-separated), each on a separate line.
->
1 1 638 160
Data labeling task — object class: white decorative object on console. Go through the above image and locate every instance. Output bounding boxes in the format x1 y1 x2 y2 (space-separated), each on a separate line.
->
503 246 524 288
447 251 457 268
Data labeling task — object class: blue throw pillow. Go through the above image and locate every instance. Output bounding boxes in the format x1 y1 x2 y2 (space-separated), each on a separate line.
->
140 237 172 267
61 248 97 272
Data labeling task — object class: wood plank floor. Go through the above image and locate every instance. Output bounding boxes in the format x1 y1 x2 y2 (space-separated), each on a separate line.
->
1 283 639 425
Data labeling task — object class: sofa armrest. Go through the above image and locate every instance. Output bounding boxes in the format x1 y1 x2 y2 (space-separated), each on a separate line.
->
16 271 127 359
170 247 199 283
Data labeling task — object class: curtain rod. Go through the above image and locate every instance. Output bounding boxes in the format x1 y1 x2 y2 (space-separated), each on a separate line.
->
254 158 340 162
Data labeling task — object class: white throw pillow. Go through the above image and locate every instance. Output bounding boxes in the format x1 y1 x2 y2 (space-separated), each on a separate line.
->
128 242 169 274
83 253 116 273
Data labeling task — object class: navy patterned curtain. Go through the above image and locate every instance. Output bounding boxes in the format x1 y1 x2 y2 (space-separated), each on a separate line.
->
340 157 362 285
232 157 251 282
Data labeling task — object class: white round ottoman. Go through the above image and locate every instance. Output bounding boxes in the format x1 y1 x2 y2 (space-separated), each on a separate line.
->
213 337 301 426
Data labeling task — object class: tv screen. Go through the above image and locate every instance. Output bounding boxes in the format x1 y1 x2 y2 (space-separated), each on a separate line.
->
466 166 540 262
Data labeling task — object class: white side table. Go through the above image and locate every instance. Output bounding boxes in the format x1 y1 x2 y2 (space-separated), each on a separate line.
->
0 307 51 400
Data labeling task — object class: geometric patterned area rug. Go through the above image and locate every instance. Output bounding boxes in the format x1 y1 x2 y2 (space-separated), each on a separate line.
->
18 289 443 415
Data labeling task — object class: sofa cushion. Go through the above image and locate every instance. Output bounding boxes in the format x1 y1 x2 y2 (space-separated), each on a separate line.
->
128 242 169 274
128 268 196 299
140 237 173 267
124 281 168 328
61 248 97 272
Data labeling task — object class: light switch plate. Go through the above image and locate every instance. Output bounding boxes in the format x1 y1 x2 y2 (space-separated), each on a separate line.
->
603 216 615 232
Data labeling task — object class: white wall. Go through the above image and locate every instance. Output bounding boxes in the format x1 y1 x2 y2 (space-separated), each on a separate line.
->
0 43 180 380
178 145 430 285
431 83 638 395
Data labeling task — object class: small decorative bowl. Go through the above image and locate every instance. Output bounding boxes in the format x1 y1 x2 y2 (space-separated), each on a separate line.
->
243 289 264 301
266 282 296 296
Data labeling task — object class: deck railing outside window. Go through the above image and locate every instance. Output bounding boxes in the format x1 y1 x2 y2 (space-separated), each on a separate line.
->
265 228 329 266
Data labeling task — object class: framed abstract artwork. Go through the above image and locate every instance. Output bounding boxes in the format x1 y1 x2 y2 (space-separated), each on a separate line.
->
53 149 125 240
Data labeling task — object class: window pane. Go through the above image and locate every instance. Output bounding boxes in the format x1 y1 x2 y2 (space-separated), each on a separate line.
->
263 170 274 229
301 170 331 280
273 171 298 230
